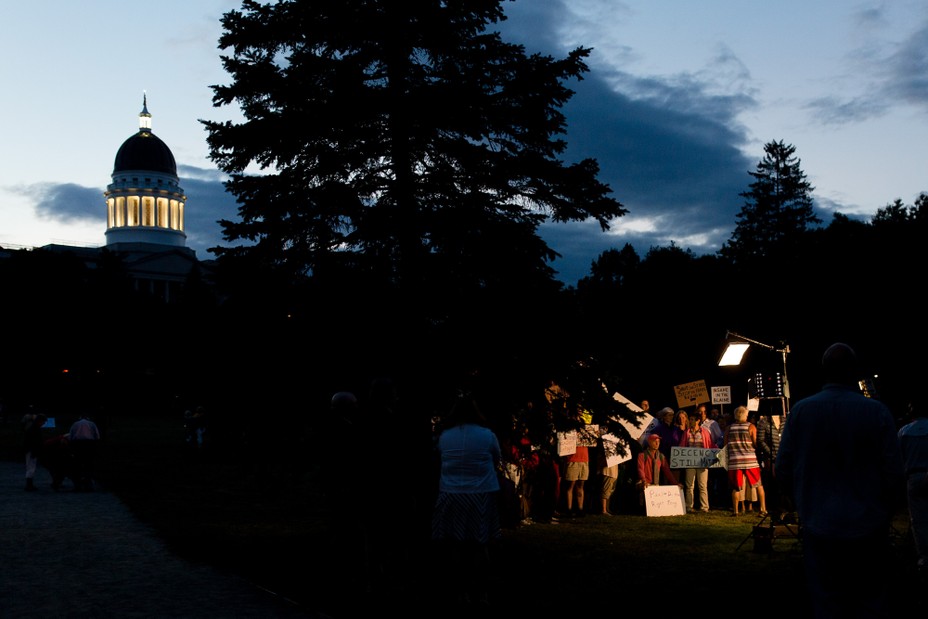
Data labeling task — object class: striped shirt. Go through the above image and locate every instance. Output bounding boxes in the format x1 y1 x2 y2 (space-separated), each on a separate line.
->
726 422 760 470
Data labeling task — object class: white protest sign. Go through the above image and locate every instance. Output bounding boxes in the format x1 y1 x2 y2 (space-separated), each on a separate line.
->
611 391 652 442
711 386 731 405
644 485 686 517
577 424 600 447
601 433 632 467
669 446 724 469
556 431 577 456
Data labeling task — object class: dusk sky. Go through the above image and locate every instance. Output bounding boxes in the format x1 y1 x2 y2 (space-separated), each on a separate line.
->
2 1 926 284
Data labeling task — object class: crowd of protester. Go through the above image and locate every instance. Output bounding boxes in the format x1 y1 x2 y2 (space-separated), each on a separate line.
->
12 341 922 618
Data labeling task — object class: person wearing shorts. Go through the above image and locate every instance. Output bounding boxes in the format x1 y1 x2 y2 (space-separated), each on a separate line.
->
724 405 766 516
563 444 589 516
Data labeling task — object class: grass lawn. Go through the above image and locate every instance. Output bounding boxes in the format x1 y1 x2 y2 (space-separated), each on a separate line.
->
2 410 920 618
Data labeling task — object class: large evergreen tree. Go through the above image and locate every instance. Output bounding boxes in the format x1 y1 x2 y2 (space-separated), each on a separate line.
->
202 0 625 308
720 140 819 265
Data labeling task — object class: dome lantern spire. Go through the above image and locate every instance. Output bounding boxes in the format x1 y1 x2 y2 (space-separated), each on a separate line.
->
139 92 152 132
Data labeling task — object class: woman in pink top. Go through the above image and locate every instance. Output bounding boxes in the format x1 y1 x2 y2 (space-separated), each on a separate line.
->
681 410 714 512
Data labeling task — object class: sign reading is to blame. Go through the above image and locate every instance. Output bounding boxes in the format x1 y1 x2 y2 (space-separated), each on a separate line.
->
711 386 731 405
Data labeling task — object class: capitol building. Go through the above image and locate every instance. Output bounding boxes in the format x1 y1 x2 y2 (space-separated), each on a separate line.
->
5 96 208 303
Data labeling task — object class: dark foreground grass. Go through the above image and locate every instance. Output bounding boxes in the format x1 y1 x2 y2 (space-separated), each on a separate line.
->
2 412 920 618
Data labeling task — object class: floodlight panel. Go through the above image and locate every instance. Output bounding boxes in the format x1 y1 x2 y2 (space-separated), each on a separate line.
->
718 342 750 366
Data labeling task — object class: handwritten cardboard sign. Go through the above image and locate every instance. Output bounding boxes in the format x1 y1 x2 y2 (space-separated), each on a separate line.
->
556 431 577 456
644 485 686 517
674 380 710 408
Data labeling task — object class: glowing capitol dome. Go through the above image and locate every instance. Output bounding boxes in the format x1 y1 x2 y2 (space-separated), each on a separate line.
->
104 95 187 248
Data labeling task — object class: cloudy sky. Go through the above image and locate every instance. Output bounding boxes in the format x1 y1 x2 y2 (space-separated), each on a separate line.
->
1 1 926 284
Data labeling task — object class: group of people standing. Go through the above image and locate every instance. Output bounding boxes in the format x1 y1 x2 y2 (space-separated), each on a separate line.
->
426 380 788 613
22 411 101 492
325 341 925 618
628 342 924 618
632 402 777 517
433 342 926 618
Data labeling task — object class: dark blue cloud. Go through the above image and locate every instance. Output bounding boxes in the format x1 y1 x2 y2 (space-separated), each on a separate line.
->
16 167 235 260
500 1 758 283
802 12 928 125
804 95 889 125
29 183 101 222
887 24 928 106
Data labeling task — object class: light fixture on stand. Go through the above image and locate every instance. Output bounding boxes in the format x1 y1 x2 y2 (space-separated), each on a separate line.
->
718 330 791 412
718 341 751 367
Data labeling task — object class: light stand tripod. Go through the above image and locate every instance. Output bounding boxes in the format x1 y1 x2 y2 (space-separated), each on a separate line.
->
735 512 773 552
735 512 801 553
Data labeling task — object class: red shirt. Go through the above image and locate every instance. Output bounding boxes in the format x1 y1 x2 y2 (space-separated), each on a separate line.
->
566 445 589 463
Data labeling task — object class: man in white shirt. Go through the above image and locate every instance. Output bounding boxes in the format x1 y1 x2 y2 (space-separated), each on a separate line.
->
69 415 101 491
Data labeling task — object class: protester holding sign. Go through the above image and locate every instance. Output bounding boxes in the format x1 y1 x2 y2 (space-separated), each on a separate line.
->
681 410 714 512
636 434 680 508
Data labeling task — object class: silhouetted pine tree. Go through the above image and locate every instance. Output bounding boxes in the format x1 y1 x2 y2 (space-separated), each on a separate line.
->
720 140 820 266
200 0 627 399
202 1 622 308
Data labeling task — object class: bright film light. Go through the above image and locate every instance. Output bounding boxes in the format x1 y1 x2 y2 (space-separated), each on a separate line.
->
718 342 751 366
